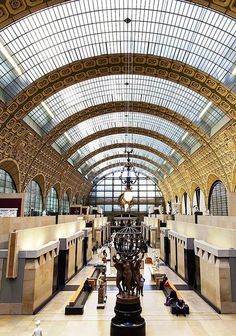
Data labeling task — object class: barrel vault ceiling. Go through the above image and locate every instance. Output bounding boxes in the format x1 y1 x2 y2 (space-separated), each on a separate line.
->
0 0 236 192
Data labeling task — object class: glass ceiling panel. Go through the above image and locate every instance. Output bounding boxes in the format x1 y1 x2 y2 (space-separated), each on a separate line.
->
87 158 163 178
1 0 236 98
54 111 198 154
80 147 166 172
26 75 225 135
69 133 182 165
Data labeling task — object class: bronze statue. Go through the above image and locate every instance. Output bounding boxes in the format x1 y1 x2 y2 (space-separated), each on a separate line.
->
122 260 133 296
113 226 145 298
111 226 146 335
112 255 124 294
132 258 142 296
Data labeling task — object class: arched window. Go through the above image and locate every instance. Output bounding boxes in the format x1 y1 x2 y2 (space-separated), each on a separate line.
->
182 192 191 215
24 180 43 216
0 169 16 193
193 188 206 213
61 192 70 214
88 171 163 214
209 181 228 216
46 187 59 213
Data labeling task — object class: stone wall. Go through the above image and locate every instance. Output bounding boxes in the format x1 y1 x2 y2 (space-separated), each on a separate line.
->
76 237 83 271
176 239 185 278
87 230 93 262
169 235 176 271
67 240 76 280
196 243 236 313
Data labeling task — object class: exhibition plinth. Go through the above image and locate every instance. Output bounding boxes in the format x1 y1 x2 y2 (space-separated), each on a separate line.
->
110 294 145 336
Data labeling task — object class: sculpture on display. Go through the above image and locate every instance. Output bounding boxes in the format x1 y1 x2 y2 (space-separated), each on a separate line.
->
172 202 180 215
112 253 143 296
156 256 160 270
32 320 43 336
192 204 199 213
97 271 107 309
110 226 146 336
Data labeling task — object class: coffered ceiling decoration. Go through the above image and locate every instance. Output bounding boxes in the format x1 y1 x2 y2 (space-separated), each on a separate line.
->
0 0 235 195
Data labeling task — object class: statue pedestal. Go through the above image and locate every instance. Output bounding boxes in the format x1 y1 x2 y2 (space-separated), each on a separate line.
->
110 294 145 336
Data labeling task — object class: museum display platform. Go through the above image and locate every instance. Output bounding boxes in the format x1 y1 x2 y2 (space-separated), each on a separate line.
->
110 294 145 336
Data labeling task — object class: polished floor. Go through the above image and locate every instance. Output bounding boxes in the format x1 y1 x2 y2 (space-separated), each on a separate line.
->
1 249 236 336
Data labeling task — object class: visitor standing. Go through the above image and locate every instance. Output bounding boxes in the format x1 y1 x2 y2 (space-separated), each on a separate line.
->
139 274 145 296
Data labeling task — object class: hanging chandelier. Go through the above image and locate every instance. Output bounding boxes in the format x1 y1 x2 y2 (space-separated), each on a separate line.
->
119 149 138 203
117 16 138 211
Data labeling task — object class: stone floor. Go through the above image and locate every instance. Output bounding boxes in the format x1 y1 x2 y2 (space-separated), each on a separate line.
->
1 249 236 336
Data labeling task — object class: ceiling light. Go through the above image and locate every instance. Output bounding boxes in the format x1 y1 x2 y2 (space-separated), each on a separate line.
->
232 66 236 76
119 150 138 209
0 41 23 76
163 160 166 165
198 101 212 119
181 131 189 141
41 102 54 119
170 149 175 155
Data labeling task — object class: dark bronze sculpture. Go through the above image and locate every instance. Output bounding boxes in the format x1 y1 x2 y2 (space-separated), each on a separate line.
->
112 255 124 295
112 254 143 296
110 226 146 336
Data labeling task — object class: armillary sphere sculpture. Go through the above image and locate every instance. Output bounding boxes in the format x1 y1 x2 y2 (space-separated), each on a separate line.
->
111 226 146 336
113 226 145 296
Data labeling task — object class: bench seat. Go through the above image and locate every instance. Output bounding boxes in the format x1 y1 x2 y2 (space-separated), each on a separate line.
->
162 280 189 315
69 268 95 306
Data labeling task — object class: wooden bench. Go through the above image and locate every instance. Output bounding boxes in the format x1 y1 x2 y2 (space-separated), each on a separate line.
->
65 268 96 314
69 268 95 306
162 280 189 315
164 281 183 300
69 284 85 306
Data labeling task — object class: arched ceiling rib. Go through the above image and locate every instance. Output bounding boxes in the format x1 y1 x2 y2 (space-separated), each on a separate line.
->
80 148 173 174
64 127 190 161
71 135 182 167
93 167 159 185
55 112 199 155
27 76 223 138
83 154 169 177
1 0 236 98
1 0 236 31
75 143 178 171
88 158 162 180
43 101 210 150
0 0 235 191
87 156 179 193
2 54 235 136
88 160 162 183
